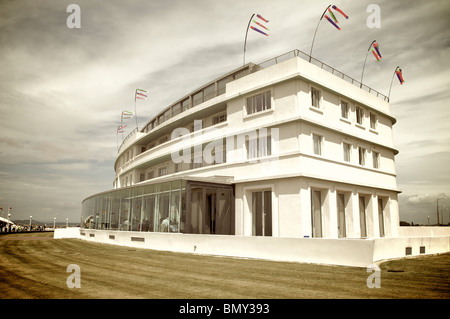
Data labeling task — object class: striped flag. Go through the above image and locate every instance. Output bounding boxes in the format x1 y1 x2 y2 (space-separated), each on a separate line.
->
396 67 404 84
324 5 349 30
370 42 382 61
135 88 148 100
122 110 133 119
251 14 269 36
117 124 127 133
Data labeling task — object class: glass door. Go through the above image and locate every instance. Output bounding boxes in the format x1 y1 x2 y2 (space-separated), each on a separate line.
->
252 191 272 236
337 193 346 238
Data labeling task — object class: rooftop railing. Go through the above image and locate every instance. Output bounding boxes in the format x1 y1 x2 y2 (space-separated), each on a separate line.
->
258 49 389 102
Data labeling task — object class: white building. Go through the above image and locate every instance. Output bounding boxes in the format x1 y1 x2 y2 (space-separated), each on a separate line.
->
80 50 449 267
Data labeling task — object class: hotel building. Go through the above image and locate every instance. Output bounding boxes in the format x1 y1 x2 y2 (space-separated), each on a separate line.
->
78 50 448 266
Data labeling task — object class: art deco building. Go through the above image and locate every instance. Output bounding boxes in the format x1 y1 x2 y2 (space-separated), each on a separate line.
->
82 49 400 242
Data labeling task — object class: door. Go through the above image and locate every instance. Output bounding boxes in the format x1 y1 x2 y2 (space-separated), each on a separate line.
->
337 193 346 238
311 190 322 238
359 196 367 238
252 191 272 236
378 198 385 237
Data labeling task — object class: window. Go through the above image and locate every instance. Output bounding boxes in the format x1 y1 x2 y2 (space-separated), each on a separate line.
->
213 113 227 125
139 173 145 182
370 112 377 130
181 98 190 112
146 171 154 180
246 91 271 115
172 103 181 116
341 101 349 119
358 147 366 166
174 163 181 173
378 198 385 237
311 87 321 108
356 106 364 125
246 132 272 160
158 167 167 177
372 151 379 169
343 143 351 162
359 196 367 238
313 134 323 155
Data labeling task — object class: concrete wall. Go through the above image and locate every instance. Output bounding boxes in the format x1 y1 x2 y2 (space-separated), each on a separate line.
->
71 228 449 268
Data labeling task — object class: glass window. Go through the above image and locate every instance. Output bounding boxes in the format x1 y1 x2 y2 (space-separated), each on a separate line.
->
311 87 321 108
341 101 349 119
370 112 377 130
311 190 322 238
193 91 203 106
372 151 379 169
172 103 181 116
343 143 351 162
203 84 215 102
313 134 322 155
246 91 271 115
213 113 227 125
358 147 366 166
182 98 190 111
356 106 364 125
158 167 167 177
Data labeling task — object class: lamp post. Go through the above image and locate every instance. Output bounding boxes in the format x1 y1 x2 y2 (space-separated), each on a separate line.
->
53 217 56 229
29 215 32 229
436 197 445 226
66 218 69 228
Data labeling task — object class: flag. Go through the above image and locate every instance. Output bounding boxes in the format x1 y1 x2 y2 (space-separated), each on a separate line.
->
370 42 382 61
117 125 126 133
332 5 349 19
327 7 338 24
324 6 349 30
135 88 148 100
325 14 340 30
122 110 133 119
251 14 269 36
396 67 404 84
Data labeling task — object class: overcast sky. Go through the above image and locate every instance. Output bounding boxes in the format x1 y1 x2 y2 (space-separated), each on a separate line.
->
1 0 449 225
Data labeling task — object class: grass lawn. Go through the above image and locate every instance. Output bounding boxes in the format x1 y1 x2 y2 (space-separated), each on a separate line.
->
0 231 449 299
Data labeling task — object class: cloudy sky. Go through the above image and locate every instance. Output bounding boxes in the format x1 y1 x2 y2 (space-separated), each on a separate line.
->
1 0 449 225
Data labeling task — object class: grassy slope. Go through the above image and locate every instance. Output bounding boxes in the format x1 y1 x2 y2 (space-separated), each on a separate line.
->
0 232 448 299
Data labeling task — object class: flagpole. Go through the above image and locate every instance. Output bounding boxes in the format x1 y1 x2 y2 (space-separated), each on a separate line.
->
388 66 400 101
134 89 138 131
360 40 376 88
243 13 255 66
309 5 331 62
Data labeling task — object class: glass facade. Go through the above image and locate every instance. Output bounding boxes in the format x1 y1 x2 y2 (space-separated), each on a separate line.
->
81 179 234 235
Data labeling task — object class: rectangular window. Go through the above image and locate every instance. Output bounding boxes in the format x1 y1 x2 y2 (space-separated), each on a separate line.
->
146 171 154 180
356 106 364 125
343 143 351 162
158 167 167 177
246 91 271 115
311 87 321 108
358 147 366 166
370 112 377 130
172 103 181 116
372 151 379 169
213 113 227 125
313 134 322 155
341 101 349 119
182 98 190 111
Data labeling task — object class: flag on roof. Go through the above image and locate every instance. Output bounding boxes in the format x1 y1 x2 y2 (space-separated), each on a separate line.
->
135 88 148 100
251 14 269 36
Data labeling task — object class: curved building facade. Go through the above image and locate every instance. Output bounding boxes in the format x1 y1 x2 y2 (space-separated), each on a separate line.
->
82 50 401 242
